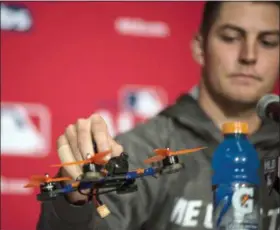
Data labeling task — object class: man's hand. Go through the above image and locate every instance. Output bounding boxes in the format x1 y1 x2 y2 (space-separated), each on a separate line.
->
56 114 124 203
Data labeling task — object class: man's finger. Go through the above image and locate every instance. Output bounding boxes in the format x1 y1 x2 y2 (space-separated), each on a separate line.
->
90 114 111 152
110 138 124 157
90 114 111 158
57 135 82 180
65 124 83 162
76 118 95 160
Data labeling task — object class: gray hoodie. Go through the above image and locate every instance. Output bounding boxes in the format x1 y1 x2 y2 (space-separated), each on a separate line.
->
37 94 280 230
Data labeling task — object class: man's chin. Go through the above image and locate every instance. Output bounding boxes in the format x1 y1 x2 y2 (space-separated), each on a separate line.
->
223 92 260 106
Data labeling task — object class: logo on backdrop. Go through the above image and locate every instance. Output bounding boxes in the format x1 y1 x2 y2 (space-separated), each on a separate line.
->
96 85 168 137
114 17 170 38
119 85 167 118
1 175 33 195
1 102 51 157
1 3 33 32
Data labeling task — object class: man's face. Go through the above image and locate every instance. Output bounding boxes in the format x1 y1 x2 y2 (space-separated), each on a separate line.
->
202 2 279 104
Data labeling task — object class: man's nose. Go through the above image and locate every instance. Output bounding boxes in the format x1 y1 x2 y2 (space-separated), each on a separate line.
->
238 40 258 65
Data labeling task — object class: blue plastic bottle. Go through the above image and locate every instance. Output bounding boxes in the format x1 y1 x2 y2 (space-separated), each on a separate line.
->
212 122 261 230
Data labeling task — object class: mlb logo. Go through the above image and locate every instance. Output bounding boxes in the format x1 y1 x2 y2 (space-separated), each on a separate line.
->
1 3 33 32
1 102 51 157
118 85 168 119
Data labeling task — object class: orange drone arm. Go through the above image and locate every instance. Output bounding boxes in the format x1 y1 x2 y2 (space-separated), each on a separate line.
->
136 168 145 174
71 182 80 188
130 168 145 174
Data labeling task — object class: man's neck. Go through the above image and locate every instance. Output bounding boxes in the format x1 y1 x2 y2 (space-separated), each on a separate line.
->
198 85 262 135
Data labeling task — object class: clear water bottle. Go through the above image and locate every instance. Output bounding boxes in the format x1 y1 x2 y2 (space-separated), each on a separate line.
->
212 122 261 230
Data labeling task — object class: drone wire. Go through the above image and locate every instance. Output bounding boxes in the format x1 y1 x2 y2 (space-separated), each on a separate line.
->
95 188 103 206
93 188 101 206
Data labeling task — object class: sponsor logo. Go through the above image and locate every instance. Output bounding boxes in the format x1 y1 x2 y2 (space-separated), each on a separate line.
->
95 85 168 137
1 3 33 32
171 197 279 230
115 17 170 38
1 102 51 157
96 110 134 137
1 175 33 195
232 187 254 223
119 85 167 118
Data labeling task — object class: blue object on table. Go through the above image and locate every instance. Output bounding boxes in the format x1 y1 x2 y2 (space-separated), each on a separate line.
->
212 122 261 230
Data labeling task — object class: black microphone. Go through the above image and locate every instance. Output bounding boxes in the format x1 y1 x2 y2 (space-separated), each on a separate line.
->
256 94 280 122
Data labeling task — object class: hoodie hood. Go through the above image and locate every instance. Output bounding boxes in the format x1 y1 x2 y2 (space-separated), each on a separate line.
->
161 93 279 150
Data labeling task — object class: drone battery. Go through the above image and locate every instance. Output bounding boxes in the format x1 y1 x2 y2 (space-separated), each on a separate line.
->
97 204 111 218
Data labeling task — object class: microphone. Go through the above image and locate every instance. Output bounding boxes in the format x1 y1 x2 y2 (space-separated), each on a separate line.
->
256 94 280 122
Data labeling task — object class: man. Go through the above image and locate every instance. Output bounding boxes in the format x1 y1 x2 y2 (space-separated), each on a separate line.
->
37 2 279 229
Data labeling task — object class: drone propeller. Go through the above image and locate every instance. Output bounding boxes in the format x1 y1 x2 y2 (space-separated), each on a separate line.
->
169 147 207 156
24 174 72 188
24 181 41 188
144 147 207 164
143 155 165 164
50 150 111 167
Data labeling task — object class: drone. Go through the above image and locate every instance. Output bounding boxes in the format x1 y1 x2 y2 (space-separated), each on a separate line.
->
24 146 206 208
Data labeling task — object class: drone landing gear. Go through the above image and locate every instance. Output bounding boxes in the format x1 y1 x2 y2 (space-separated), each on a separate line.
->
161 155 184 174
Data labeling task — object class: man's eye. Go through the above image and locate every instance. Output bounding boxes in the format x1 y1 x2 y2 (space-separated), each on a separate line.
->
220 35 240 43
261 40 279 48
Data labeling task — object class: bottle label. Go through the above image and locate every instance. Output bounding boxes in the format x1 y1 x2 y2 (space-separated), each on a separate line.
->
213 184 260 230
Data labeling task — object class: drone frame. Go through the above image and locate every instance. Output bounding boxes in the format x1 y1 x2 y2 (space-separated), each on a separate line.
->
26 146 206 218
